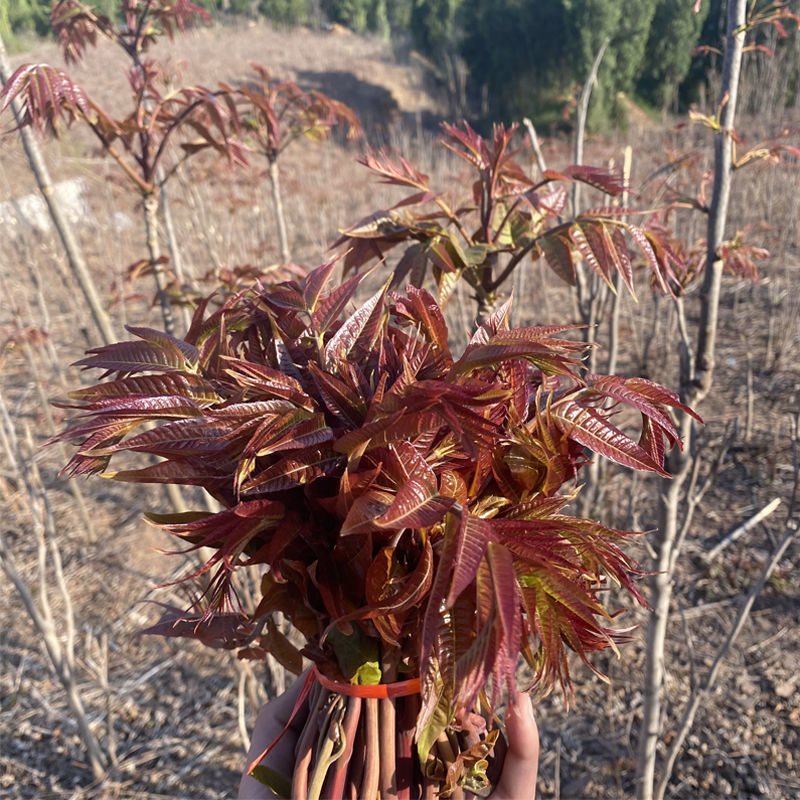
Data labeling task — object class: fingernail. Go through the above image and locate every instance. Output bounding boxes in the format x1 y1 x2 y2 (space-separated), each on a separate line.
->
518 691 535 722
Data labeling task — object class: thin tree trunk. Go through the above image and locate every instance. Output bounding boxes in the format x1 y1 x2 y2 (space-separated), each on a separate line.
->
522 117 548 179
606 146 632 377
0 32 116 347
142 191 178 336
477 252 499 325
269 158 291 264
142 193 186 512
636 447 690 800
572 40 608 218
635 3 747 798
572 40 608 345
581 147 632 518
158 166 192 332
694 6 746 401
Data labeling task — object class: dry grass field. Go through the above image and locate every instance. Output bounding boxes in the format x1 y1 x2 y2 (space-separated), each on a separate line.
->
1 18 799 800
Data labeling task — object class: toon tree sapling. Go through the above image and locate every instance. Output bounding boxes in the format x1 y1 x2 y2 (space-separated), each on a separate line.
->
0 0 360 333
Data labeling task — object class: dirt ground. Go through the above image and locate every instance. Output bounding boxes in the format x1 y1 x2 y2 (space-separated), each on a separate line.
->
1 18 799 800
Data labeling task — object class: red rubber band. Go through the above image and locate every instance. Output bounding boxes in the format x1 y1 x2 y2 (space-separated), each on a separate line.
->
313 665 421 699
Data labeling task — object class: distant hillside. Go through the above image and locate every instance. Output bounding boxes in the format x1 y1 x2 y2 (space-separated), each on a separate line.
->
11 19 442 134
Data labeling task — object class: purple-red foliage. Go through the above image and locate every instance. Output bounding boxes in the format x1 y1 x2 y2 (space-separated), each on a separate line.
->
334 123 686 309
57 259 699 744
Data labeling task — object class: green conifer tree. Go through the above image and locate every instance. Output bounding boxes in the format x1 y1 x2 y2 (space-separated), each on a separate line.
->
259 0 309 25
637 0 710 111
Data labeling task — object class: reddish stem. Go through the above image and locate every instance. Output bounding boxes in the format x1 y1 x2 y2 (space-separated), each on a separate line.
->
292 684 327 799
307 694 346 800
346 718 366 800
447 729 461 763
436 731 457 764
396 694 418 799
379 694 398 797
325 695 362 799
361 697 381 800
420 751 437 800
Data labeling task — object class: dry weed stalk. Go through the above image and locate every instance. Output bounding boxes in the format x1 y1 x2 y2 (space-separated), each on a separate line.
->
1 273 96 541
653 413 800 800
0 397 107 782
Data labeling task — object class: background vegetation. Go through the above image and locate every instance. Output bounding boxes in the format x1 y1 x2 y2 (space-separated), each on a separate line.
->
4 0 799 129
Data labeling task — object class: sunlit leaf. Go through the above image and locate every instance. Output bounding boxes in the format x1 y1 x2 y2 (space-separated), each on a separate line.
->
323 282 386 367
550 398 668 475
374 477 455 530
537 232 576 285
446 514 492 607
